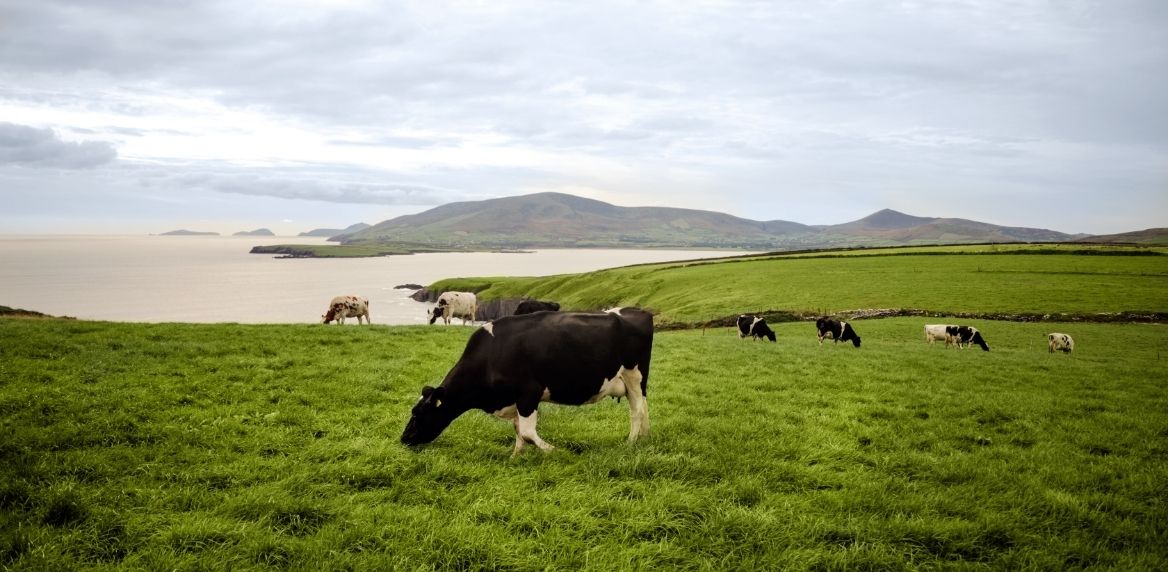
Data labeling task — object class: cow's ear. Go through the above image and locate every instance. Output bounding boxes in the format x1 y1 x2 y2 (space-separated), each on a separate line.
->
421 385 435 399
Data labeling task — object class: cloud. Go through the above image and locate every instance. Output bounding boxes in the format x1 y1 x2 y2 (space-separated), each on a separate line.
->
172 171 453 206
0 122 118 168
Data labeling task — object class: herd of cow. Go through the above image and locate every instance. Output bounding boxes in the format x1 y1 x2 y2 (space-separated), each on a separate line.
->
320 291 1075 456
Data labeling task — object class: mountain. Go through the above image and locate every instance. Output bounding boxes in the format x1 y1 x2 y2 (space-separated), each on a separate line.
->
160 229 219 236
233 228 275 236
300 223 370 238
822 209 1081 243
341 192 1084 250
346 192 816 249
1078 228 1168 245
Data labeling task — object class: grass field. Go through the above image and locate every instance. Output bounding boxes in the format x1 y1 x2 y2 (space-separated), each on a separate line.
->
429 249 1168 325
2 318 1166 570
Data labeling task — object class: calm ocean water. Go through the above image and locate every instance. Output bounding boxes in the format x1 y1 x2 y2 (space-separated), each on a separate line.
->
0 235 742 324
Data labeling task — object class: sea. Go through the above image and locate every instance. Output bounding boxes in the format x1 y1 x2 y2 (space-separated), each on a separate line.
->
0 235 745 324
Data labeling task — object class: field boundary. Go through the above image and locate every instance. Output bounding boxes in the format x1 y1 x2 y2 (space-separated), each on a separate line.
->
665 308 1168 330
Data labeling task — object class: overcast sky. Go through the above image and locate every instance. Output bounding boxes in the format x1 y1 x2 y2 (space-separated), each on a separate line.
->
1 0 1164 236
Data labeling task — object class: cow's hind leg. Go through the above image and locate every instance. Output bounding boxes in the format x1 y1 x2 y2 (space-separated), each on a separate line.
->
620 366 650 441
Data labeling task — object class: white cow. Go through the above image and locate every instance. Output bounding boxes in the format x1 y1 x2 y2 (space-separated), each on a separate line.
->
924 324 958 347
428 291 478 325
1048 333 1074 354
322 295 370 324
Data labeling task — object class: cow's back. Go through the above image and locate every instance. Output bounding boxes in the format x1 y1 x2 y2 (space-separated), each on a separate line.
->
479 310 653 405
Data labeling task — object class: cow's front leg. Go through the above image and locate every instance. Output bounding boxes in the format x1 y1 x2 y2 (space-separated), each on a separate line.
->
512 392 553 456
514 409 553 456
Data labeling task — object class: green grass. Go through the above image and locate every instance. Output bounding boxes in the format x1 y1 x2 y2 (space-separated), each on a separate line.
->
2 318 1166 569
431 248 1168 325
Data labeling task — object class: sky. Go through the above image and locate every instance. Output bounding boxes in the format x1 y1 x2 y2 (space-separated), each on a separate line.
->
1 0 1165 236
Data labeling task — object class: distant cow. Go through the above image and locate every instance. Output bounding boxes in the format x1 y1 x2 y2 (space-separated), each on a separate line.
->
401 308 654 456
1048 333 1074 354
924 324 959 347
514 299 561 315
736 315 776 342
951 326 990 351
816 317 861 347
321 295 370 325
428 291 478 325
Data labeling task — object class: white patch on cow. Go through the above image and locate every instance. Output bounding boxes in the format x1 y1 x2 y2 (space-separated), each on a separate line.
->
924 324 954 345
750 316 763 338
606 307 624 315
582 369 629 404
493 404 518 420
482 322 494 336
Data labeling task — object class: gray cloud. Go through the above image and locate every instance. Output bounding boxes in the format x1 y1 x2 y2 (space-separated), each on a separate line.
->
0 122 117 168
0 0 1165 233
175 172 452 206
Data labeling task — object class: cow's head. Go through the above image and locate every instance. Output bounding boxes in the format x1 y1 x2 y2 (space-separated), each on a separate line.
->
426 305 446 325
844 324 861 347
321 307 337 324
401 385 455 446
971 331 990 351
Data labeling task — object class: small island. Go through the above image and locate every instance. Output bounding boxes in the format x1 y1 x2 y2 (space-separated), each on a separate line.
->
159 229 220 236
233 228 275 236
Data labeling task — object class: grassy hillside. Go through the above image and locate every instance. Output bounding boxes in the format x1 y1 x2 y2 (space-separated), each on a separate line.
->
1 319 1165 569
429 246 1168 325
344 192 1081 250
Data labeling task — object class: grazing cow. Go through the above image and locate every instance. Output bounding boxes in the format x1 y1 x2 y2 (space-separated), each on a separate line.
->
816 317 861 347
427 291 478 325
1048 333 1074 354
401 308 654 457
514 299 561 315
736 315 776 342
321 295 370 325
924 324 959 347
951 326 990 351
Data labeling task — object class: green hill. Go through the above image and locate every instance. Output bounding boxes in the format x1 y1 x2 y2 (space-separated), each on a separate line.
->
427 244 1168 326
343 192 1085 250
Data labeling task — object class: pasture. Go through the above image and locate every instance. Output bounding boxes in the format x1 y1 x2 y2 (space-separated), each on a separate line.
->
2 318 1166 569
429 249 1168 324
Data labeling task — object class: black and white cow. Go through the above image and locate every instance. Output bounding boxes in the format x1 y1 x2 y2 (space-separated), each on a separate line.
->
401 308 653 456
514 299 561 315
736 315 776 342
952 326 990 351
427 291 477 325
1048 333 1073 354
924 324 958 347
816 317 861 347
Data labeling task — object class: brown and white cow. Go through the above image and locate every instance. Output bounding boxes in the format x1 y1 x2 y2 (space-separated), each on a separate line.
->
322 295 370 325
